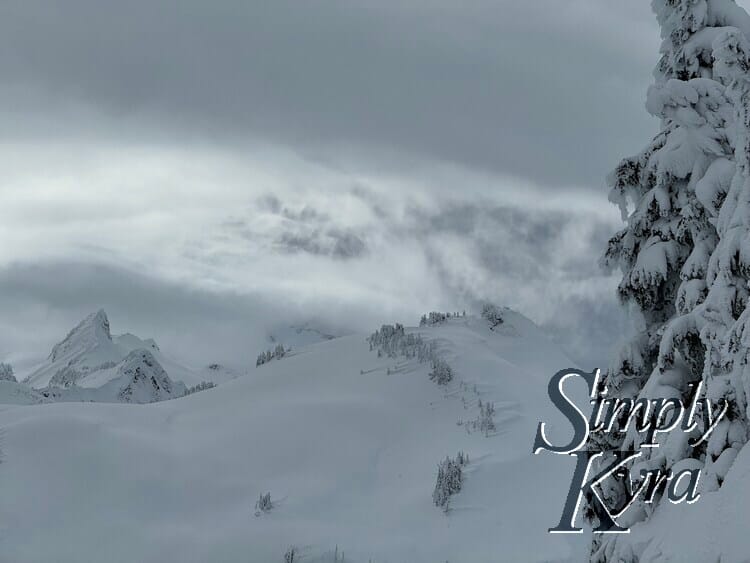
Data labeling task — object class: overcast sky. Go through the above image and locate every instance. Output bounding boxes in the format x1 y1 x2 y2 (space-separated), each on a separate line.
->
0 1 695 373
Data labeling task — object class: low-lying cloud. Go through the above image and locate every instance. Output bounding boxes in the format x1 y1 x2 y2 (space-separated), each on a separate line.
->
0 141 624 372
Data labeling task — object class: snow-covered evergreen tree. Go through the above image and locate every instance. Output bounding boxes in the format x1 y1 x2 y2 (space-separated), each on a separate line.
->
480 304 505 329
429 358 453 386
0 362 16 382
420 311 450 326
183 381 217 396
470 399 496 436
594 1 750 560
432 453 468 511
256 345 289 367
255 492 273 515
367 324 435 361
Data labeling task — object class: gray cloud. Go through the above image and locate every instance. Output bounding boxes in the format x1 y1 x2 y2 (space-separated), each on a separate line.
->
225 195 368 259
0 1 668 373
275 229 367 260
0 0 662 189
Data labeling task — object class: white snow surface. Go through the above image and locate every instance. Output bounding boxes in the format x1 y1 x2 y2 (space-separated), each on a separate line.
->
0 312 592 562
605 442 750 562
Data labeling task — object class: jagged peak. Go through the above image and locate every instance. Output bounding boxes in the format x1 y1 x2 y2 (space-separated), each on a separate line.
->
82 309 110 332
49 309 112 362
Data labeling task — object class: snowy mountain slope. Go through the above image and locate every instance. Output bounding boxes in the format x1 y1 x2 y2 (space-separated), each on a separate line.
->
23 310 235 391
0 312 589 563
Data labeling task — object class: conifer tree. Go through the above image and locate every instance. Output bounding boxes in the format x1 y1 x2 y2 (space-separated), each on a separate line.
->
0 362 16 382
594 2 750 560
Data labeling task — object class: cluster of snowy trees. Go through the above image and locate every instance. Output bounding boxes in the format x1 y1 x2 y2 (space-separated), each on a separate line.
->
256 344 287 367
457 387 497 437
480 304 504 330
183 381 217 396
429 358 453 385
469 399 496 436
0 362 16 382
367 324 436 361
419 311 465 327
594 1 750 560
432 451 469 511
368 323 457 387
